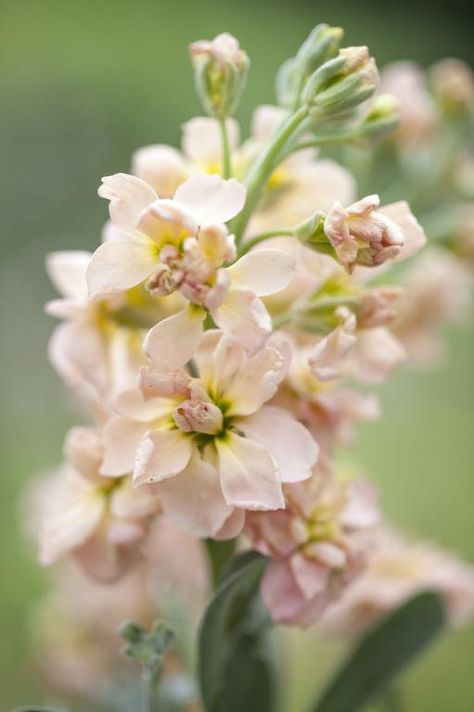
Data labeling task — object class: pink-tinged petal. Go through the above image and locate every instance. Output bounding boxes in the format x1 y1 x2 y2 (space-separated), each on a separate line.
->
48 321 108 396
182 116 240 166
237 405 318 483
214 508 246 540
290 551 330 599
73 530 140 583
251 105 287 142
158 449 233 537
45 251 91 300
133 430 192 486
143 306 206 368
110 481 160 519
380 201 427 261
245 510 296 557
174 173 246 225
86 239 156 300
132 144 189 198
349 327 406 383
227 248 297 296
261 560 329 627
341 479 380 530
224 346 284 417
308 309 357 382
216 432 284 510
100 417 149 477
98 173 157 230
40 491 104 565
45 297 86 320
212 289 271 353
114 388 172 421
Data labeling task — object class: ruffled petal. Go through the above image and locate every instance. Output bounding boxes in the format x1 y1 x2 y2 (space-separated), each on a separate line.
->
143 306 206 368
98 173 157 230
174 173 246 225
212 289 271 353
133 430 192 486
87 239 156 300
224 345 284 417
216 432 284 510
238 405 318 483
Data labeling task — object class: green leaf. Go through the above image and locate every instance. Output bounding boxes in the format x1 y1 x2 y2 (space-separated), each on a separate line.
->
312 591 446 712
198 551 276 712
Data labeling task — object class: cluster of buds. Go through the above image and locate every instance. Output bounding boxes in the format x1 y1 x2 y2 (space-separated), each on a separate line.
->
27 25 474 704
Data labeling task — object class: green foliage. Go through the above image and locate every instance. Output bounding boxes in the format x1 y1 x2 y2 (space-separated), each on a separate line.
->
311 591 446 712
119 619 175 686
198 551 277 712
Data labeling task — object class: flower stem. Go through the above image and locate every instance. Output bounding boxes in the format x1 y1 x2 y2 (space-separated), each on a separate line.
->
229 106 309 242
141 669 156 712
237 228 294 256
219 118 233 179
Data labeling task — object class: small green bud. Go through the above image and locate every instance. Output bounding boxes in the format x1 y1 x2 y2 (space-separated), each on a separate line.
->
293 211 326 244
276 24 343 108
303 46 379 119
357 94 400 141
190 33 250 119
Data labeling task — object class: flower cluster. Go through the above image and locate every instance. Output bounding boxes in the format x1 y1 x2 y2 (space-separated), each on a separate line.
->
28 25 474 702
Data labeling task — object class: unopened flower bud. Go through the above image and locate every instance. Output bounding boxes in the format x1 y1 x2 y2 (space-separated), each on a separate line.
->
190 33 250 119
293 211 326 244
357 94 400 142
173 399 223 435
430 58 474 112
276 24 343 108
304 46 379 119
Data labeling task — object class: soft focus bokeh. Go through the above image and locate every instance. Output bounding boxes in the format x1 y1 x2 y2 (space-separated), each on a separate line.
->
1 0 473 709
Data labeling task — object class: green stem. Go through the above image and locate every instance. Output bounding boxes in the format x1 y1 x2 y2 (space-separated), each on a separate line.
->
141 669 156 712
229 105 309 242
237 228 294 256
219 118 232 179
205 538 237 588
277 131 358 161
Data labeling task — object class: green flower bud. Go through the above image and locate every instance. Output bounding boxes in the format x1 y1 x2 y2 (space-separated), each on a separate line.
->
190 33 250 120
303 46 379 119
357 94 400 141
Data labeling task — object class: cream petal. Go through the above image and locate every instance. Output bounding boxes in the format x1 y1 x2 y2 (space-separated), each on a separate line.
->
174 173 246 225
143 306 206 368
216 432 284 510
40 490 104 565
224 346 284 417
380 201 427 261
182 116 240 167
212 289 271 352
100 416 149 476
214 508 246 540
48 321 108 396
98 173 157 230
158 449 233 537
86 239 157 300
227 248 297 296
133 429 192 486
238 405 318 483
114 388 172 421
132 144 189 198
349 327 406 383
45 251 91 300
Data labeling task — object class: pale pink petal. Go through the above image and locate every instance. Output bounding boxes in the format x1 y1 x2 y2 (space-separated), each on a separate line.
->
237 405 318 483
290 551 330 599
86 239 157 300
133 430 192 486
227 248 297 296
214 508 246 540
174 173 246 225
132 144 189 197
341 479 380 530
40 492 104 565
308 309 357 381
182 117 240 166
114 388 172 421
98 173 157 230
143 306 206 368
380 201 427 261
158 449 233 537
45 251 91 300
349 327 406 383
251 105 287 142
110 481 160 519
224 346 284 417
261 560 330 627
212 289 271 352
45 297 86 320
216 432 284 510
100 417 149 477
48 321 108 396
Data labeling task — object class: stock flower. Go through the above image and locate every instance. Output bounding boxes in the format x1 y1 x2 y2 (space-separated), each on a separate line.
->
379 61 436 142
89 172 296 365
324 195 421 273
246 468 380 627
38 427 160 581
308 306 406 384
320 527 474 635
100 331 318 536
45 250 169 405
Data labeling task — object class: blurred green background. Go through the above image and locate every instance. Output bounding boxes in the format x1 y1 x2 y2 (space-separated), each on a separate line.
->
0 0 473 709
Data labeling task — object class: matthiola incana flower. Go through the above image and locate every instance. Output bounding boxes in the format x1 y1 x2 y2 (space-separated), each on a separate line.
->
37 427 160 581
100 331 318 536
246 467 380 627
